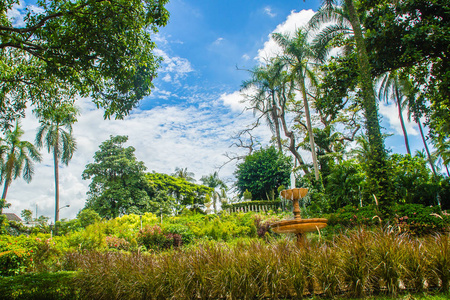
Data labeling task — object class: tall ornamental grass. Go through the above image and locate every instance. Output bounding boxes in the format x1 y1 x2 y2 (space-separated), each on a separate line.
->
68 229 450 299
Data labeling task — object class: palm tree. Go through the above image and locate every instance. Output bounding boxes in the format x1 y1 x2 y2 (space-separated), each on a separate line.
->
241 60 285 152
35 103 78 222
377 70 411 155
200 171 227 214
0 121 42 210
273 29 321 180
172 167 196 183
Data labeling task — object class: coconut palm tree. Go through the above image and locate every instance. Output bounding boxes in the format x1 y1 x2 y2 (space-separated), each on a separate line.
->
0 121 42 208
200 171 227 214
172 167 196 183
241 59 285 152
35 103 78 222
273 29 321 180
377 70 412 155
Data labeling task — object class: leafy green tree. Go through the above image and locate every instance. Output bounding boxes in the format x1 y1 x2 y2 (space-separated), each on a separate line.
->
20 209 33 223
146 172 212 214
0 199 11 215
273 29 323 180
35 103 78 222
234 146 292 200
0 0 169 130
82 135 150 219
200 172 227 214
0 121 42 203
77 208 101 228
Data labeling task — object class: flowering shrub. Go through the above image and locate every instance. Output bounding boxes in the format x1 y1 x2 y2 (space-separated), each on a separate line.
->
137 225 182 250
0 236 34 276
105 236 130 251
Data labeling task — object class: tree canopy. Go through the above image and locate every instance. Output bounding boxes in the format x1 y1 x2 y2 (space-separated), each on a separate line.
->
234 146 292 201
0 0 169 130
82 135 151 219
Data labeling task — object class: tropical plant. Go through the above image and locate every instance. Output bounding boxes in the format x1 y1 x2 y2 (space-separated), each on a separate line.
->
273 29 321 180
35 103 78 222
234 146 292 200
200 172 227 214
172 167 196 183
82 135 151 219
0 121 42 206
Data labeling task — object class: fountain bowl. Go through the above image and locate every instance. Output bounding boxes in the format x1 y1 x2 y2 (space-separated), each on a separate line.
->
270 218 328 234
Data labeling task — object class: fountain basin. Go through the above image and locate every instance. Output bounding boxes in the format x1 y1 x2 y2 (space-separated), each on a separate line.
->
271 218 328 234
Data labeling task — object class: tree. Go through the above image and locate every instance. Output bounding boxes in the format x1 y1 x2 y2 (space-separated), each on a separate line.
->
21 209 33 223
146 172 212 214
0 0 169 130
377 70 411 155
273 29 321 180
172 167 196 183
0 121 42 204
310 0 393 208
35 103 78 222
200 172 227 214
82 135 150 219
234 146 292 200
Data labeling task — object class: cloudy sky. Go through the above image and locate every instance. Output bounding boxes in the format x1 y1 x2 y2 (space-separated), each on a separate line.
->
4 0 425 222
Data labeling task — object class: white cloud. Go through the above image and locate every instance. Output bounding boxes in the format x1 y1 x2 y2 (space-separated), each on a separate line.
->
256 9 316 63
379 102 419 136
264 6 276 18
3 94 270 222
154 48 193 83
220 91 248 112
213 37 224 45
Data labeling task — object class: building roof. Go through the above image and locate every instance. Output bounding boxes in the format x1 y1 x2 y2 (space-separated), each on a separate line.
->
1 213 22 222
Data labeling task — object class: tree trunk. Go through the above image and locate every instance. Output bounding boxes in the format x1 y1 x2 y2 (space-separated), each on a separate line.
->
54 145 60 222
395 87 411 155
0 179 10 214
417 119 438 177
271 93 283 152
299 75 320 180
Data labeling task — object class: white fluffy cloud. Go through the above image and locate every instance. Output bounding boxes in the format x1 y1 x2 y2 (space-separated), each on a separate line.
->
256 9 316 62
379 102 419 136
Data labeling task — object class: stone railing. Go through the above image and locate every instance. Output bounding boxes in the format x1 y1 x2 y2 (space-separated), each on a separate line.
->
222 200 282 213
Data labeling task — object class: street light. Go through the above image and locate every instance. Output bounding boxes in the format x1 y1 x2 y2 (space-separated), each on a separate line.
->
57 204 70 214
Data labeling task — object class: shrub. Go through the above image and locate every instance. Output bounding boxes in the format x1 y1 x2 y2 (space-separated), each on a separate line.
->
0 236 35 276
137 225 182 250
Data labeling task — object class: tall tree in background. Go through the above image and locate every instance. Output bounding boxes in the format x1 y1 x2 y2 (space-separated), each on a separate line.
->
172 167 196 183
310 0 392 208
200 172 227 214
241 60 285 152
377 70 411 155
0 0 169 131
82 135 150 219
35 103 78 222
0 121 42 203
273 29 320 181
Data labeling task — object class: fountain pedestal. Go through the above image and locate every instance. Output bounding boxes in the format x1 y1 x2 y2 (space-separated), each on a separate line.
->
270 188 327 247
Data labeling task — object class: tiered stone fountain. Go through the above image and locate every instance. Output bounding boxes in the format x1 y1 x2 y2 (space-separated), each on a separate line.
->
270 188 327 247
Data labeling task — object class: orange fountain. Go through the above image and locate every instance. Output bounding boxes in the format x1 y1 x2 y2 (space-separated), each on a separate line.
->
270 188 327 247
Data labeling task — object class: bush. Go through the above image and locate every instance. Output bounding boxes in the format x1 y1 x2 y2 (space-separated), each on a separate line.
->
137 225 182 250
0 236 35 276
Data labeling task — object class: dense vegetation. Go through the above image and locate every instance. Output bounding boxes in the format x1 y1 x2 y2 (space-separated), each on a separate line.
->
1 0 449 298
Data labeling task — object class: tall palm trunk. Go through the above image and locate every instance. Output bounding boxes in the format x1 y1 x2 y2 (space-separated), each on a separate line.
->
54 141 60 222
394 86 411 155
1 178 11 212
1 151 15 202
299 74 320 180
417 119 437 177
344 0 384 157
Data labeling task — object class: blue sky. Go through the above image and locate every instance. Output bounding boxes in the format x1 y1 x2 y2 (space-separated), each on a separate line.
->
4 0 428 221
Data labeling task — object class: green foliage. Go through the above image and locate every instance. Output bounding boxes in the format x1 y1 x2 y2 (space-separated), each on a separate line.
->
0 0 170 130
20 209 33 223
235 146 292 200
82 135 151 218
137 224 181 250
0 235 35 276
146 172 212 213
0 271 78 300
76 208 101 228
